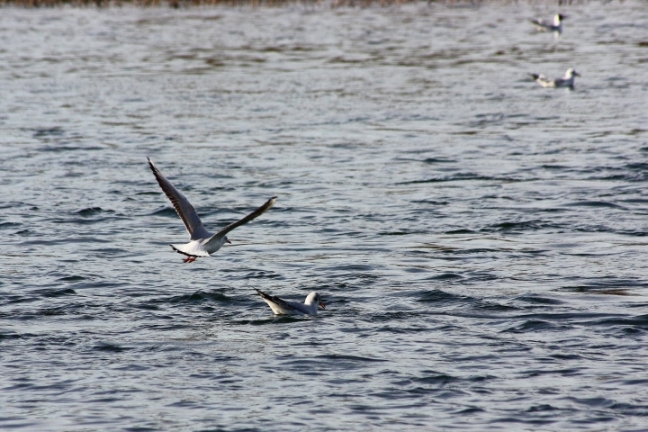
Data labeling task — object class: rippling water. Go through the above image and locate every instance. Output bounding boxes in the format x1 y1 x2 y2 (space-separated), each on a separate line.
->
1 2 648 430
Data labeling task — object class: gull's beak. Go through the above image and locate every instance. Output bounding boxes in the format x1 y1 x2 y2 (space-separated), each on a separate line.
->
574 71 581 77
318 301 326 310
226 239 232 244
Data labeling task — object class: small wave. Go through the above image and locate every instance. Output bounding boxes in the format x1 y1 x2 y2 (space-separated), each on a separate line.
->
75 207 107 217
443 229 475 235
317 354 387 363
0 222 21 230
39 288 77 298
423 273 463 281
514 294 563 306
502 319 555 333
527 404 558 413
22 237 110 246
37 307 69 317
476 302 519 312
93 342 130 353
58 275 86 282
31 126 64 138
377 325 432 334
399 173 516 185
0 294 35 305
410 373 459 386
482 220 561 233
168 290 234 304
150 206 180 217
561 201 626 210
370 311 423 322
417 289 465 303
379 231 426 236
555 278 647 295
563 396 616 408
587 315 648 329
243 316 307 326
421 157 456 164
0 332 21 341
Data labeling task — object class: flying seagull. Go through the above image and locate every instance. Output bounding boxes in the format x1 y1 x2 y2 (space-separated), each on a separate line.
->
530 68 580 88
530 13 566 34
147 158 276 263
255 289 326 315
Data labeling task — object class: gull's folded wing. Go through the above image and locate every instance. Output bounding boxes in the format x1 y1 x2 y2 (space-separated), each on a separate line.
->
255 289 306 314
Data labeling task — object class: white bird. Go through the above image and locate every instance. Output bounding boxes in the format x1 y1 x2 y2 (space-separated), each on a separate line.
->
147 158 276 263
529 13 566 34
255 289 326 315
530 68 581 88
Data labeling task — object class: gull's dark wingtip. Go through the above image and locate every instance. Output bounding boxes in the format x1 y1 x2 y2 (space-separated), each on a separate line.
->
261 196 278 212
147 159 165 180
254 288 272 302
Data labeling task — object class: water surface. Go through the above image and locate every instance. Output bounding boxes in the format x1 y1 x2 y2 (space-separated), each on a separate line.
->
1 2 648 430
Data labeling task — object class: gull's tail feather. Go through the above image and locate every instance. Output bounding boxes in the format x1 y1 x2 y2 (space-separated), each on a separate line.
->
170 243 210 258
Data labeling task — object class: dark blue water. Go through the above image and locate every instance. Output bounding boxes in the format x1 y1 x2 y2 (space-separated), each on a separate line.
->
1 2 648 430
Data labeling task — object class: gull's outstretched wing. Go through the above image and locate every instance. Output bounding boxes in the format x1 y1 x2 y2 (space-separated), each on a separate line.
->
209 196 277 241
147 158 211 240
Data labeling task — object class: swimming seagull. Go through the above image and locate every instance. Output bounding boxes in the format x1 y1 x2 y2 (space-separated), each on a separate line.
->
530 68 580 88
529 13 566 34
147 158 277 263
255 289 326 315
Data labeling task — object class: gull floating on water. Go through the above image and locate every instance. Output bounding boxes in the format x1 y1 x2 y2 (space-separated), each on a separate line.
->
530 68 580 88
529 14 565 34
255 289 326 315
147 158 276 263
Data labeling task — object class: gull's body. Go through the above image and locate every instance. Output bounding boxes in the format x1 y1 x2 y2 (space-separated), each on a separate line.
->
530 14 565 34
531 68 580 88
147 158 276 263
255 289 325 315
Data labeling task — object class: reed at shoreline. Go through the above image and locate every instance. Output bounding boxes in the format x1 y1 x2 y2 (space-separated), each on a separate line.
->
0 0 414 6
0 0 600 8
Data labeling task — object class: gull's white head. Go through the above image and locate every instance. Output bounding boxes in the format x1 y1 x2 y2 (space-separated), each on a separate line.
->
565 68 580 78
305 292 326 311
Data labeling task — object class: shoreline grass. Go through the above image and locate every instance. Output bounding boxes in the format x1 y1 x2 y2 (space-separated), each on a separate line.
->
0 0 412 6
0 0 611 8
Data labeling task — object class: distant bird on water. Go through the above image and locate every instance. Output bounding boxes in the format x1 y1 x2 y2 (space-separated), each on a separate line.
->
530 68 580 89
147 158 276 263
255 289 326 315
529 13 566 34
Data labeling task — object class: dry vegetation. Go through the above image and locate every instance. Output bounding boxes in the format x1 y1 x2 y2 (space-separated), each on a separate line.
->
0 0 536 7
0 0 404 6
0 0 605 7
